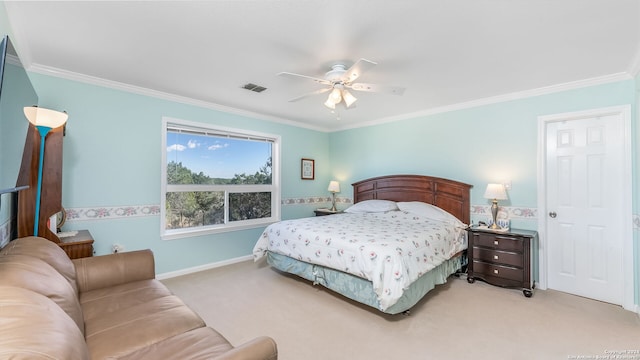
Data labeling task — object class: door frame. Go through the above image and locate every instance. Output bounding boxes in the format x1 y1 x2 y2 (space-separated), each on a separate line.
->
536 105 634 311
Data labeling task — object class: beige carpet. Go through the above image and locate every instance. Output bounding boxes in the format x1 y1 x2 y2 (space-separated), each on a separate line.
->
162 259 640 360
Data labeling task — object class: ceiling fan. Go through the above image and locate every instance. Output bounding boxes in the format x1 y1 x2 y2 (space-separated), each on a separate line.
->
278 59 405 110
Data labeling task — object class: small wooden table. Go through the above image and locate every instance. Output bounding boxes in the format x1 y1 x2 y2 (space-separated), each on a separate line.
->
57 230 94 259
314 208 343 216
466 227 537 297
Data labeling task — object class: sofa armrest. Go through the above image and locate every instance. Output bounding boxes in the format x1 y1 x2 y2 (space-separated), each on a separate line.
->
214 336 278 360
72 250 156 293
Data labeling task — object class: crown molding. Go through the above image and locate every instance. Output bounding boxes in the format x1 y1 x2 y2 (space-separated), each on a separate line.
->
627 45 640 77
26 63 331 133
331 72 633 132
27 63 632 134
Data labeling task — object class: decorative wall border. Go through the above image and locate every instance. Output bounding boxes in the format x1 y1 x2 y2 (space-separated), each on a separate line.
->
61 200 640 230
64 198 353 222
63 201 534 221
63 198 351 222
281 196 351 206
65 205 161 221
470 205 538 220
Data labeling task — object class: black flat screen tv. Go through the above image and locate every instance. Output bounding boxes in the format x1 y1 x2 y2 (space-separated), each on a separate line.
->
0 35 38 195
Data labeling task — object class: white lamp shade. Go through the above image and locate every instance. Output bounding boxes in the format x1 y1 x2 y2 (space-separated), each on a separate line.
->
483 183 508 200
329 88 342 103
342 90 357 108
323 97 336 109
24 106 68 129
328 181 340 193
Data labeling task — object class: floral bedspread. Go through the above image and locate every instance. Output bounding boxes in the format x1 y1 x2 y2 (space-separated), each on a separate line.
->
253 211 467 310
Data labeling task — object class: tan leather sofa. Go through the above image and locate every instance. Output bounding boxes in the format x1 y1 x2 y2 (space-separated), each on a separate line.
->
0 236 278 360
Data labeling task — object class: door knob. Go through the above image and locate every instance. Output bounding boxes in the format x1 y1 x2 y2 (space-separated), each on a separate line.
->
549 211 557 218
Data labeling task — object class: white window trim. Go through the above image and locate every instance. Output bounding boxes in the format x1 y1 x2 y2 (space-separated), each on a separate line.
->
161 116 281 240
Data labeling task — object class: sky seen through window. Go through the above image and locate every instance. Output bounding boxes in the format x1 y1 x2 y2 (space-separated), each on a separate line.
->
166 131 272 179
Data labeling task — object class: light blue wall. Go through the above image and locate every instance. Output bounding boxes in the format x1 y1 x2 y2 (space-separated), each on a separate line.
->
330 80 635 210
0 1 16 244
332 80 638 224
29 73 330 273
2 2 638 305
1 2 334 274
16 65 640 306
329 79 639 305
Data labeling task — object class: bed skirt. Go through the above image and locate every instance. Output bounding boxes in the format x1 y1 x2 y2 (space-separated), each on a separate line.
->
266 251 464 314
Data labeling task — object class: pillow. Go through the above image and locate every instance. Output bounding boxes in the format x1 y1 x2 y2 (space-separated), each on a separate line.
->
344 200 398 213
397 201 465 226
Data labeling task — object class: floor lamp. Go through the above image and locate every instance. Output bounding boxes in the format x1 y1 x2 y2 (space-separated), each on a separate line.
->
23 106 68 236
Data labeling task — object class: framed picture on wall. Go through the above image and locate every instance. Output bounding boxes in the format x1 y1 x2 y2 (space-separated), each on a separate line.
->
301 158 314 180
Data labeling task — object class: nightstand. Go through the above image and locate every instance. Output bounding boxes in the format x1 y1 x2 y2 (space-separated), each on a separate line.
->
314 208 343 216
466 227 537 297
57 230 94 259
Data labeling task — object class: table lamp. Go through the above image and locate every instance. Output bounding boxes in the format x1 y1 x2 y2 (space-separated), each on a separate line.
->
483 183 508 229
24 106 68 236
328 181 340 211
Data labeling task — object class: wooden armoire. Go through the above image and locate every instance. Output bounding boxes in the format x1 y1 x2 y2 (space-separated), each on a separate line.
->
16 124 64 243
15 124 94 258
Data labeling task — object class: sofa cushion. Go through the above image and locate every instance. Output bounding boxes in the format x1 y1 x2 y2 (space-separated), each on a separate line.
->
0 254 85 335
0 236 79 294
80 279 173 321
0 286 89 360
116 327 234 360
82 280 206 359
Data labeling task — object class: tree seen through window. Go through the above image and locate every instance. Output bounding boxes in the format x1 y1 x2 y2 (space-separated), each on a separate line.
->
162 121 279 236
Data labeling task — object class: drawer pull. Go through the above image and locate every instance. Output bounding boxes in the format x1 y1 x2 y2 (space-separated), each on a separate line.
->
494 255 499 260
493 240 499 246
493 269 499 274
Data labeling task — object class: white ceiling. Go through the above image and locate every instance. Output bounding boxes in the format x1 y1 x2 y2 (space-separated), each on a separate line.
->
4 1 640 132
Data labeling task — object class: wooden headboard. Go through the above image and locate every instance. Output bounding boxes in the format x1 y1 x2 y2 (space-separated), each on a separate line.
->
352 175 473 224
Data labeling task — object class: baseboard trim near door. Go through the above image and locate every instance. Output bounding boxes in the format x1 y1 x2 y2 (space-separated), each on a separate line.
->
156 255 253 280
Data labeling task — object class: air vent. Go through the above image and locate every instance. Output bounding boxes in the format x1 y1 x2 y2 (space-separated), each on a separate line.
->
242 83 267 93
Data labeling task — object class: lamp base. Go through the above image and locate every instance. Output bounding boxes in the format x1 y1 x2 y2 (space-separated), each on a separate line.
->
33 125 53 236
330 193 337 212
489 199 499 229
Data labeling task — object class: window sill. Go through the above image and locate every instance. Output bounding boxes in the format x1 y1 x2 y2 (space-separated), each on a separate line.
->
161 219 279 241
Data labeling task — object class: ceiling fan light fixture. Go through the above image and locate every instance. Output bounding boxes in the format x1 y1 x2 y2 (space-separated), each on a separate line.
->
324 97 336 109
280 58 405 114
329 88 342 103
342 89 357 107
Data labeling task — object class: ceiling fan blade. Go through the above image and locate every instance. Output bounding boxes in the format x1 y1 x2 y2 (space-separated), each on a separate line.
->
343 59 377 83
288 87 331 102
277 71 332 86
349 82 405 96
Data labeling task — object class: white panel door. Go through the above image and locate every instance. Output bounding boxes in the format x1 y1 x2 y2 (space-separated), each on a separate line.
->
545 113 624 305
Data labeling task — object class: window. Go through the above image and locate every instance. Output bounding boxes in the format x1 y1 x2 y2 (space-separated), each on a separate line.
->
161 117 280 239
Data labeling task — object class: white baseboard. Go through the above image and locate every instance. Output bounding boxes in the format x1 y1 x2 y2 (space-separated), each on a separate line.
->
156 255 253 280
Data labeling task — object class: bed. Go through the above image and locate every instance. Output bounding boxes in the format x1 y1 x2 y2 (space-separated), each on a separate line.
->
253 175 472 314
